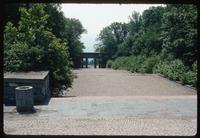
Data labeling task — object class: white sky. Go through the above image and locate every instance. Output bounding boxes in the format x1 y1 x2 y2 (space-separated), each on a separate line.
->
61 4 164 52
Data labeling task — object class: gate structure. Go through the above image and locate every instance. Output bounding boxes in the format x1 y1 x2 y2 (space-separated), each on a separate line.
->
80 52 102 68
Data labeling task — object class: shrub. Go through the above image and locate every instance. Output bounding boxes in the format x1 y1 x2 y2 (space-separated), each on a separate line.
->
130 55 144 73
106 60 113 68
154 60 197 87
181 62 197 87
153 60 169 77
167 60 187 81
181 71 197 87
140 56 160 73
192 61 197 72
112 57 129 70
111 56 145 73
154 59 187 81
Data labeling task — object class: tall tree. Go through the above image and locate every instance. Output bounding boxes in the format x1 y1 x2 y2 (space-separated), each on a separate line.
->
64 18 86 68
95 22 128 66
43 4 86 68
128 11 142 35
43 4 66 40
161 4 197 67
4 4 73 90
131 6 165 56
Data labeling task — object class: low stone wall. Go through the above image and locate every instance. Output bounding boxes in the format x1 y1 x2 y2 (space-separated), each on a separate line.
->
4 71 50 105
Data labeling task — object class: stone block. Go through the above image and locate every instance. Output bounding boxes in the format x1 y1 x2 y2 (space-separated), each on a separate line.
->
4 71 50 105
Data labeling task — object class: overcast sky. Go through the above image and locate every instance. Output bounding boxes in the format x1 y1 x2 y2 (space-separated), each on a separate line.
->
61 4 164 52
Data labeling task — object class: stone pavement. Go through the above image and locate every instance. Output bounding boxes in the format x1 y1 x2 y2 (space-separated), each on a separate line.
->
68 69 196 96
3 69 197 135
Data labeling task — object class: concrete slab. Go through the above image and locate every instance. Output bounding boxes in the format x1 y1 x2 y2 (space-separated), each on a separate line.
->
4 96 197 119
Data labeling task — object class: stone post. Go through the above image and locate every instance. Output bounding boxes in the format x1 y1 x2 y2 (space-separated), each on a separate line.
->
86 58 88 68
81 58 83 68
94 58 97 68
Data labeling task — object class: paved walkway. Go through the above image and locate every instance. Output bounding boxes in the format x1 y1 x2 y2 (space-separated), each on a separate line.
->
68 69 196 96
4 69 197 135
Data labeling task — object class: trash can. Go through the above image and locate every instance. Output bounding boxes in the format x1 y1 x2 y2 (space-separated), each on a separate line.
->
15 86 34 113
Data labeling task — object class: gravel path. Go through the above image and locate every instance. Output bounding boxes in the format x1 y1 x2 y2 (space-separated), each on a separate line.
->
4 69 197 136
68 69 196 96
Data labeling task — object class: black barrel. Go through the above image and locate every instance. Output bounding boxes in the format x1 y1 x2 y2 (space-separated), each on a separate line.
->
15 86 34 113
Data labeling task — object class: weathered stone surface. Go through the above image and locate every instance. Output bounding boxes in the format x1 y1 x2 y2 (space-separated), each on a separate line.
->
4 71 49 79
4 71 50 105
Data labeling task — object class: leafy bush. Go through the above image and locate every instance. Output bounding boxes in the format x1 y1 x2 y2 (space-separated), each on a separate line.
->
130 55 145 73
154 59 187 81
4 5 74 93
106 60 113 68
181 62 197 87
112 57 128 70
139 56 160 73
167 60 187 81
111 56 145 73
111 56 197 87
154 60 197 87
181 71 197 87
192 61 197 72
112 56 136 71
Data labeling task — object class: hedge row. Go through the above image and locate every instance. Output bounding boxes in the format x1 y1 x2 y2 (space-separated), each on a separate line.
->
107 56 197 87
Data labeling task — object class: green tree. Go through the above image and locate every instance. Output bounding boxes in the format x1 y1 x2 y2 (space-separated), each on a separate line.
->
161 4 197 67
131 6 165 56
43 4 86 68
64 18 86 68
4 4 73 91
4 3 27 27
43 4 66 40
95 22 128 67
128 11 142 35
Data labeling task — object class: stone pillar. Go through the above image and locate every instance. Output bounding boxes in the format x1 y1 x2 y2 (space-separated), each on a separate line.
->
94 58 97 68
15 86 35 113
86 58 88 68
99 60 101 68
81 58 83 68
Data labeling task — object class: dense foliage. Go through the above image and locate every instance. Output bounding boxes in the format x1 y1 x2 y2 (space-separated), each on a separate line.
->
4 4 86 94
43 4 86 68
96 4 197 87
